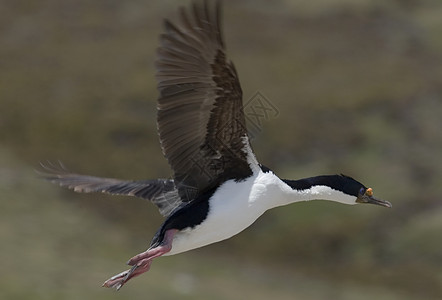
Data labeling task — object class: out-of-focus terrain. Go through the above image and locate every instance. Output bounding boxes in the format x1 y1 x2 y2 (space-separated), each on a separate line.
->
1 0 441 299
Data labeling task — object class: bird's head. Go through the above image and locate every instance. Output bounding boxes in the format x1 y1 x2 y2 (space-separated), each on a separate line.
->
340 175 391 208
355 187 391 207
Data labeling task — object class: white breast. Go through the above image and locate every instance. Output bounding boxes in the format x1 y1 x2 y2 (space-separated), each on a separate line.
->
165 170 280 256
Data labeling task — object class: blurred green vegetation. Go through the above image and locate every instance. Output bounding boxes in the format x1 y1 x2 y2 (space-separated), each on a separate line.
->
1 0 442 299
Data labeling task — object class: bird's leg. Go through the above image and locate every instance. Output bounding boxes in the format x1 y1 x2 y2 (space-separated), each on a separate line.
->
126 229 178 267
102 229 177 290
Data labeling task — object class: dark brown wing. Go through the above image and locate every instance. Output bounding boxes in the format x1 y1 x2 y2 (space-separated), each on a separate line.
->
38 162 182 217
156 1 253 201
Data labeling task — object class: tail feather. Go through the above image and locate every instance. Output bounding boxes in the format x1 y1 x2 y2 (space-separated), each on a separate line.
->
38 161 182 217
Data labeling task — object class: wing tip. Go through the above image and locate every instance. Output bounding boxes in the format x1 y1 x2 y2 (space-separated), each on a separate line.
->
36 160 70 179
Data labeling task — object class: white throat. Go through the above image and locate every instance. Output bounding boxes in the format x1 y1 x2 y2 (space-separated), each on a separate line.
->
252 170 357 210
281 184 357 206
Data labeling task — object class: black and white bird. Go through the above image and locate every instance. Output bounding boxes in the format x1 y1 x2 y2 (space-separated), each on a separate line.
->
41 0 391 290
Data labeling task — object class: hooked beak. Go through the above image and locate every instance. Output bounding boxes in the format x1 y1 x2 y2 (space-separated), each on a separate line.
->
357 194 392 208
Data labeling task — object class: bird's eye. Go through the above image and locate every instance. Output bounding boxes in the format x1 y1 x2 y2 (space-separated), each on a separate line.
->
359 187 365 195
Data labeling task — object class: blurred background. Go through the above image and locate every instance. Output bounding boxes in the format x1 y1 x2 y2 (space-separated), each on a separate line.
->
1 0 442 299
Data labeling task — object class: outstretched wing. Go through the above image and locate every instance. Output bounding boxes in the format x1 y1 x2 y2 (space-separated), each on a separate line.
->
38 162 182 217
156 1 254 201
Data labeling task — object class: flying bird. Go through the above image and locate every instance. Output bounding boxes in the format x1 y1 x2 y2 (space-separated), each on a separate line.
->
41 0 391 290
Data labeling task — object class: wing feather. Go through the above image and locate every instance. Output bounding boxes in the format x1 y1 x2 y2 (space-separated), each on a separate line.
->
156 1 254 201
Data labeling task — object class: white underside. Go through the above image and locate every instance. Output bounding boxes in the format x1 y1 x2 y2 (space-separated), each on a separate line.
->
166 169 271 256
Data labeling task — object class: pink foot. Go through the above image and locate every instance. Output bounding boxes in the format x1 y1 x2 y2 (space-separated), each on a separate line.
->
102 262 151 290
102 229 177 290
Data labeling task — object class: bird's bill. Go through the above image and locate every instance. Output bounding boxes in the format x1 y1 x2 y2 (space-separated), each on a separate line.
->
356 194 392 208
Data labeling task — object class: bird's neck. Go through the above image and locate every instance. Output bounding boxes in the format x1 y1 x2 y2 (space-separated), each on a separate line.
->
262 174 357 208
